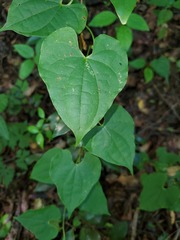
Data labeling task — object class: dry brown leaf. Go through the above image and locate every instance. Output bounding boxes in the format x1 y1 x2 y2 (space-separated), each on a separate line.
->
167 166 180 177
117 175 139 187
137 97 149 114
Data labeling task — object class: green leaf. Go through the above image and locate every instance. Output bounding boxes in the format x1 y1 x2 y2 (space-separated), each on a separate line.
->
0 158 14 187
0 214 12 238
50 150 101 216
14 44 34 58
127 13 149 31
116 25 133 51
8 122 30 149
83 104 135 173
36 132 44 149
111 0 136 24
31 148 62 184
0 94 8 113
129 58 146 69
147 0 172 7
36 119 44 129
1 0 87 36
15 205 61 240
157 9 173 26
37 107 45 119
150 56 170 82
80 182 109 215
173 0 180 9
0 116 9 140
140 172 180 211
144 67 154 83
65 229 75 240
19 59 35 79
155 147 180 172
110 221 128 240
89 11 117 27
80 227 101 240
52 119 70 138
39 27 128 144
27 125 39 134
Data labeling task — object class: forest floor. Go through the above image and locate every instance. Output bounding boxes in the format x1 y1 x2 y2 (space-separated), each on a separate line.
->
0 0 180 240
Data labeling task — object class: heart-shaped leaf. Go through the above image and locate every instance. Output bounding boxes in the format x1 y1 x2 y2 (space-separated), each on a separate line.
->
39 27 128 144
111 0 136 24
31 148 62 184
50 150 101 215
140 173 180 211
80 182 109 215
83 104 135 173
1 0 87 36
15 205 61 240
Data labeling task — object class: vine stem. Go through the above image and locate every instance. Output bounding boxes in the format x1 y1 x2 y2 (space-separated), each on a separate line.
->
85 25 95 43
76 147 83 164
62 207 66 240
60 0 73 5
67 0 73 5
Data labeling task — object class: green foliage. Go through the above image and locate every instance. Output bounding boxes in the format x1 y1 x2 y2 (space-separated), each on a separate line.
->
14 44 34 58
2 0 178 239
0 158 14 188
155 147 180 172
110 0 136 24
89 11 117 27
8 122 30 149
129 58 146 70
157 9 173 26
15 205 61 240
39 27 128 144
109 221 128 240
83 104 135 173
31 148 58 184
140 172 180 211
150 56 170 82
144 67 154 83
127 13 149 31
0 116 9 141
0 214 11 238
0 94 8 113
173 0 180 9
19 59 35 79
27 107 50 149
139 148 180 212
80 227 101 240
116 25 133 51
1 0 87 36
80 182 109 215
147 0 173 7
16 149 31 170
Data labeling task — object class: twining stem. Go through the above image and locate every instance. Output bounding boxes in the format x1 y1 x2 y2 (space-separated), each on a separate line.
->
62 207 66 240
59 0 73 5
67 0 73 5
86 25 95 43
85 26 95 56
75 147 84 164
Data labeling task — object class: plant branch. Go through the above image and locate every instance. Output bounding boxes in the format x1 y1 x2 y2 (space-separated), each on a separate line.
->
85 25 95 43
130 208 139 240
